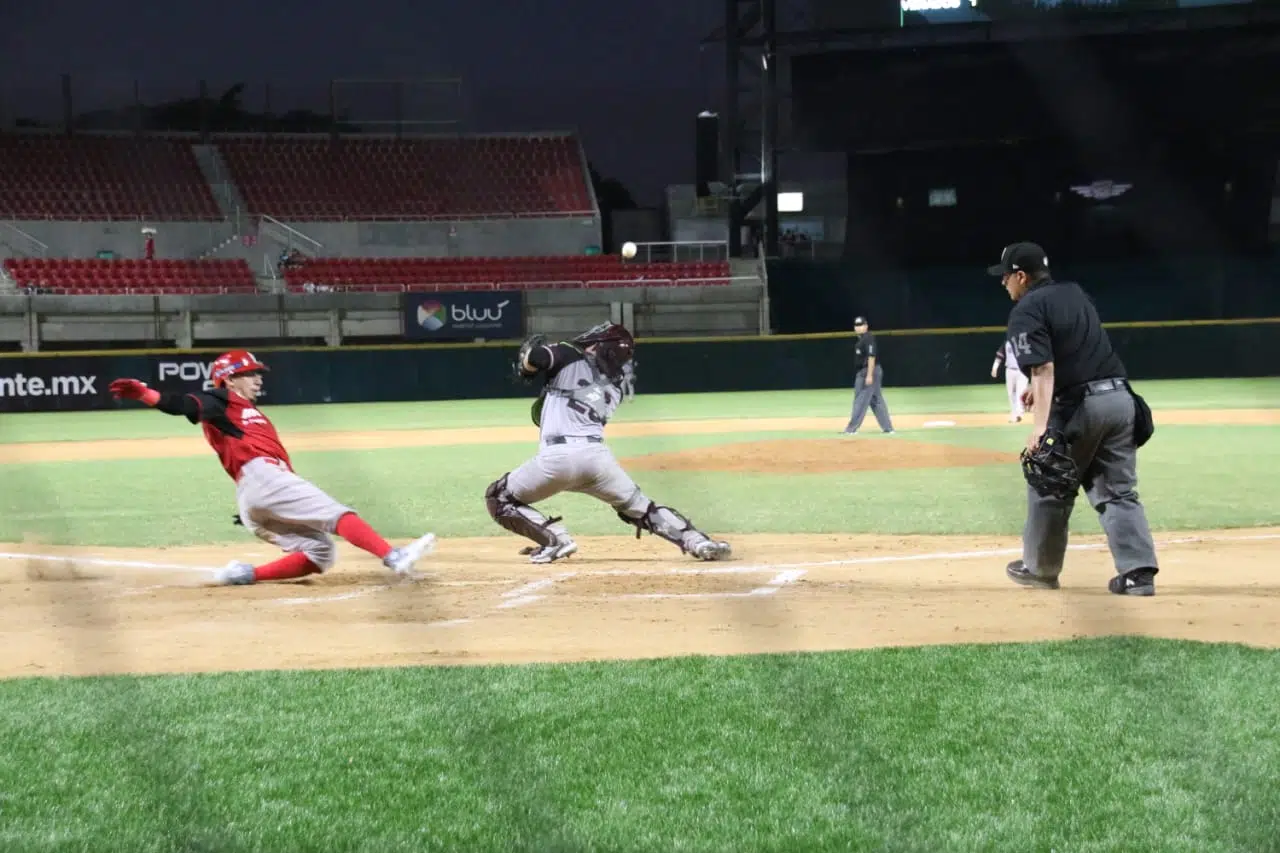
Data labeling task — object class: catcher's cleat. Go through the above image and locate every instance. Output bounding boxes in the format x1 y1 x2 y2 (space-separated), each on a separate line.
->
1005 559 1060 590
691 539 732 561
529 535 578 564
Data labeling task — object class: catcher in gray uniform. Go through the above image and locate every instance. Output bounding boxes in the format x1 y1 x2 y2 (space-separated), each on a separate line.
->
484 322 733 564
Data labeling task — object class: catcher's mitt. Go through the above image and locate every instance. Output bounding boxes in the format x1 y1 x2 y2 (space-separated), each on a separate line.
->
513 334 547 382
1020 429 1080 500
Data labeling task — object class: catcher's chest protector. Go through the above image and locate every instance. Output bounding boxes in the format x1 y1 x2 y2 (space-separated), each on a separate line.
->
533 355 619 429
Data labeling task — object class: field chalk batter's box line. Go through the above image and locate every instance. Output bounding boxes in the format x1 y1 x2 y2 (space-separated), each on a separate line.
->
496 566 810 609
2 531 1277 612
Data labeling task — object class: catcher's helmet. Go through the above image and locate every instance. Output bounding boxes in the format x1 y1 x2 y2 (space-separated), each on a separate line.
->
210 349 269 387
573 322 635 377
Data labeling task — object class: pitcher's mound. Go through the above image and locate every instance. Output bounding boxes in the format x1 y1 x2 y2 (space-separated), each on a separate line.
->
623 438 1018 474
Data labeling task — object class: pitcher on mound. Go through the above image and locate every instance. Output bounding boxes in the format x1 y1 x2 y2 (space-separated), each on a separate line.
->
484 322 731 564
109 350 436 585
992 339 1030 423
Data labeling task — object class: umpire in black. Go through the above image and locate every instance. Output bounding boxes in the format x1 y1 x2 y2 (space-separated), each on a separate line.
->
843 315 895 435
989 242 1160 595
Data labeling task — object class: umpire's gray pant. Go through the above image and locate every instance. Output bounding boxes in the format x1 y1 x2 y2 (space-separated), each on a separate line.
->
845 365 894 433
1023 381 1159 579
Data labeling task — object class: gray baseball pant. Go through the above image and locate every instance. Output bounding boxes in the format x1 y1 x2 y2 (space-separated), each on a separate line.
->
845 365 894 433
1022 384 1159 579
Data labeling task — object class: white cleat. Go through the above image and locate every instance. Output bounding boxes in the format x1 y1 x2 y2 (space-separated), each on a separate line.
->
691 539 732 562
215 560 256 586
529 536 578 564
383 533 437 576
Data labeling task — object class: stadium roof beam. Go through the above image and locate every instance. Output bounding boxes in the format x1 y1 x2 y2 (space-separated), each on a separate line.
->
702 2 1280 55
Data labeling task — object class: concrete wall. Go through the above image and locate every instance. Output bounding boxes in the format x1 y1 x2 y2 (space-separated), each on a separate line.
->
275 216 604 258
7 220 238 260
0 283 765 350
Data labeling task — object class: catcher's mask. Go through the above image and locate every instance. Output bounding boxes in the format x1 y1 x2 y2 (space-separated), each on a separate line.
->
210 349 269 387
573 322 635 378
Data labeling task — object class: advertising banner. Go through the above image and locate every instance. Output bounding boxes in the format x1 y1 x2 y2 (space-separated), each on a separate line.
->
403 291 523 341
0 353 221 413
0 358 106 412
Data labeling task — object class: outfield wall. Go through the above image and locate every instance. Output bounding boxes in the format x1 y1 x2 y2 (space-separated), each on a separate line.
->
0 284 766 351
768 255 1280 332
0 319 1275 413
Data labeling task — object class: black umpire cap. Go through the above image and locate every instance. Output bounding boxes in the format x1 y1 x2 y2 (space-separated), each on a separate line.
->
987 242 1049 277
854 315 868 325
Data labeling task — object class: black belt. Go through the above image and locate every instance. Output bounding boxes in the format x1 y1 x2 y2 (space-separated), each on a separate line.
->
1082 377 1127 395
1056 377 1127 404
545 435 602 445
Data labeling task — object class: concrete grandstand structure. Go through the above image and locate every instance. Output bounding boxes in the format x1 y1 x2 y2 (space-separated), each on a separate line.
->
0 129 766 348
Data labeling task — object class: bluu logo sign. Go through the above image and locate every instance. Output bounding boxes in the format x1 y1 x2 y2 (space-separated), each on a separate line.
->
159 361 215 391
406 291 522 340
451 299 510 324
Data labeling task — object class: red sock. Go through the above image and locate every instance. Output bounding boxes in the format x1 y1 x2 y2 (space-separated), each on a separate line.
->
254 552 320 582
335 512 393 559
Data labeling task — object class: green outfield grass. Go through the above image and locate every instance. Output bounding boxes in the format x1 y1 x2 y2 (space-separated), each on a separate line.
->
0 377 1277 444
1 379 1277 546
0 638 1277 853
2 378 1278 852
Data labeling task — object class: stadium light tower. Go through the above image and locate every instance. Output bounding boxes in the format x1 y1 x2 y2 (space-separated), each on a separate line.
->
702 0 786 259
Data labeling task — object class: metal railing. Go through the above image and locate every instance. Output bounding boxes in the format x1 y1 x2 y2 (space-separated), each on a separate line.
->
258 215 324 253
253 210 598 223
1 222 51 257
622 240 730 263
275 274 760 294
12 285 259 296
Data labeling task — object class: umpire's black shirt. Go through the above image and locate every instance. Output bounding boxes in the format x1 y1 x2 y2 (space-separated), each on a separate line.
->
854 331 877 372
1005 277 1127 394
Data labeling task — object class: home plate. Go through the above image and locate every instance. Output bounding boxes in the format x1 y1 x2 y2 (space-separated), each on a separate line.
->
923 420 957 428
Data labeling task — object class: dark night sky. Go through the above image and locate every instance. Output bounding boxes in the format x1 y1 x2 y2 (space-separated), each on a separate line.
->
0 0 728 205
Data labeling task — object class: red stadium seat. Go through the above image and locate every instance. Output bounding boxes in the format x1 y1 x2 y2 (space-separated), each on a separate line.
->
0 134 221 221
215 135 595 220
3 258 256 294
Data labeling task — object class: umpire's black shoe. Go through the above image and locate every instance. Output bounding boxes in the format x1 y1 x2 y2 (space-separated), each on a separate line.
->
1005 559 1060 590
1108 568 1157 597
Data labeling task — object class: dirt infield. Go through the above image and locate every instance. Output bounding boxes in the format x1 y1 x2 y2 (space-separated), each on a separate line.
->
2 528 1277 679
622 438 1018 473
0 406 1276 681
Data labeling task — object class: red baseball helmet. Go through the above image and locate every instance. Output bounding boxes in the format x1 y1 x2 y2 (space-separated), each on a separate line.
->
210 349 269 387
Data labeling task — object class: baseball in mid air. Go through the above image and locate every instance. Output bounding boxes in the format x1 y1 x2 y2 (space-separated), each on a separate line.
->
621 241 637 259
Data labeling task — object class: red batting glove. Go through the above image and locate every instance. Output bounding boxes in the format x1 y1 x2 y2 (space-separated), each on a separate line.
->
109 378 160 406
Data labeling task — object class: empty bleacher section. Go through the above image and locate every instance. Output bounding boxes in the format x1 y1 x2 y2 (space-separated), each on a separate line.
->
0 134 221 221
216 135 595 220
0 129 764 344
281 256 731 292
3 258 257 295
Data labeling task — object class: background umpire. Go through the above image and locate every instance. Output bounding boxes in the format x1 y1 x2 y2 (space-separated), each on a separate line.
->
989 242 1160 595
843 315 895 435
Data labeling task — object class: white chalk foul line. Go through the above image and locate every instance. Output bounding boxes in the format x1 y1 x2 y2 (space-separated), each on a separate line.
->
615 568 809 601
0 552 217 574
714 532 1280 575
272 585 393 606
